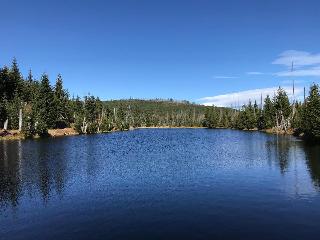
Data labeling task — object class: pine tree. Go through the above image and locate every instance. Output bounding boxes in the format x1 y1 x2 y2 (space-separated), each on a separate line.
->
0 66 11 100
0 97 7 128
303 84 320 139
9 58 24 100
6 92 22 129
291 102 303 131
241 101 256 130
35 74 55 135
204 106 219 128
53 74 70 128
23 70 35 103
0 67 9 127
273 88 291 131
263 95 275 129
0 68 5 97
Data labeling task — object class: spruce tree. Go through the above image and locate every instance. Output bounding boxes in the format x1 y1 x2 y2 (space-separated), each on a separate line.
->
303 84 320 138
6 92 22 129
35 74 55 135
247 100 257 129
263 95 275 129
9 58 24 100
0 97 7 128
204 106 219 128
0 68 4 97
23 70 34 103
273 88 291 131
0 67 9 127
0 66 11 100
53 74 70 128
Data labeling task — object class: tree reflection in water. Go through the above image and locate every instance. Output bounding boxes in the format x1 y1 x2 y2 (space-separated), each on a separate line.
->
0 139 68 209
266 134 320 191
303 143 320 189
1 132 320 211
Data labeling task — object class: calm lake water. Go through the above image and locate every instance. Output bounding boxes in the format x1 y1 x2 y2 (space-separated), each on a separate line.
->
1 129 320 240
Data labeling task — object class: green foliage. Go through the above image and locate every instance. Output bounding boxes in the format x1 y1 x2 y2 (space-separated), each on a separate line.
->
10 58 24 100
291 102 303 130
6 93 22 129
53 74 71 128
34 74 56 135
22 105 37 138
0 97 7 127
262 95 275 129
203 106 219 128
1 58 320 141
303 84 320 138
106 99 206 128
273 88 291 126
74 114 84 134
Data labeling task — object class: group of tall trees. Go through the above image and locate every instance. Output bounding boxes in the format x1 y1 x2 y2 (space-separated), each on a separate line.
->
0 59 206 137
203 86 320 140
0 59 73 137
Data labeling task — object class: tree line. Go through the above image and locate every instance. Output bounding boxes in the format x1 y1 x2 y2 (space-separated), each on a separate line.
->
0 59 206 137
1 59 319 140
203 86 320 140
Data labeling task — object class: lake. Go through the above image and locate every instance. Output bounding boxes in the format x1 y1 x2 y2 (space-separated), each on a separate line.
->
1 129 320 239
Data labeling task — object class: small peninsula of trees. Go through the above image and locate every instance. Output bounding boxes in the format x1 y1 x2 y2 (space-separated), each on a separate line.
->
203 86 320 140
1 58 320 141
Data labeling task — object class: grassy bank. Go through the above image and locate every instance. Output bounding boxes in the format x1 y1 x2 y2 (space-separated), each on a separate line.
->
0 128 78 141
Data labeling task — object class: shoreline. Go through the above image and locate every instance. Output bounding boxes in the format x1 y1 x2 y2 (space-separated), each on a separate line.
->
0 126 302 141
0 128 79 141
136 126 207 129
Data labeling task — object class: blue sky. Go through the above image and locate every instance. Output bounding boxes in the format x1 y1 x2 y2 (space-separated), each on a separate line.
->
1 0 320 106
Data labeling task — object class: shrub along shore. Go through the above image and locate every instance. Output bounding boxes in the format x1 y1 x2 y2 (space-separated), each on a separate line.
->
1 59 319 142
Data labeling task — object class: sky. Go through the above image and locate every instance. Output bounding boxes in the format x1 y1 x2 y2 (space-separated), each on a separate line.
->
1 0 320 106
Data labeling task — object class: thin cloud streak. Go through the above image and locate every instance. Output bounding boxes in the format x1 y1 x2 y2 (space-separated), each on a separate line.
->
213 76 238 79
198 86 303 107
247 71 264 75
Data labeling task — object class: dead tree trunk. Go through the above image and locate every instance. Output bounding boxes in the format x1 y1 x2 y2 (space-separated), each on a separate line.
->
4 119 8 130
19 108 23 132
81 117 87 134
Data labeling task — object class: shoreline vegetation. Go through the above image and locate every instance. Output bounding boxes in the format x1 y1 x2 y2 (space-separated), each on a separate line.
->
0 126 209 141
1 58 320 142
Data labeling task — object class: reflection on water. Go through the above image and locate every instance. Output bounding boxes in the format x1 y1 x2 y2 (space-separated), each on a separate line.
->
304 143 320 189
0 139 69 208
266 135 293 174
1 129 320 239
0 141 21 208
0 131 319 209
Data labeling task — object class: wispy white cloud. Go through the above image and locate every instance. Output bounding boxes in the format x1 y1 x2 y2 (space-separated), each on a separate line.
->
275 65 320 77
272 50 320 77
198 86 303 107
272 50 320 67
247 71 264 75
213 75 238 79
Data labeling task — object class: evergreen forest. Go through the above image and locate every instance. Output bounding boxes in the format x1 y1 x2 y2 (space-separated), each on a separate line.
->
1 59 319 140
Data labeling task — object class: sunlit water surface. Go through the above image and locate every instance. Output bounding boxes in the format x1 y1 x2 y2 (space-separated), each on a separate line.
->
1 129 320 240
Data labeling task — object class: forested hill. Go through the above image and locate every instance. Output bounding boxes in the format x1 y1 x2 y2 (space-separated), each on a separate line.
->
103 99 207 127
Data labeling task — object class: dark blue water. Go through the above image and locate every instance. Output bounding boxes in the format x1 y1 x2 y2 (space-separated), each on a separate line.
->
1 129 320 240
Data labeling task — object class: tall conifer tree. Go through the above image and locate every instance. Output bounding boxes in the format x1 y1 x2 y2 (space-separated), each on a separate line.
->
35 74 55 135
303 84 320 138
